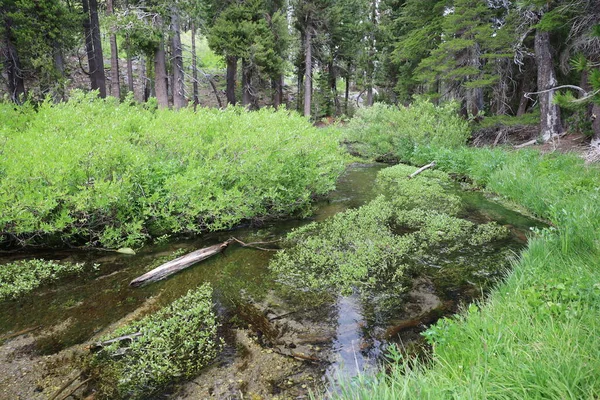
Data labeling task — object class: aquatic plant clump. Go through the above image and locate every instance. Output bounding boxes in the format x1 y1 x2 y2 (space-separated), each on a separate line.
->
88 283 220 400
270 166 510 293
0 92 347 249
0 259 86 300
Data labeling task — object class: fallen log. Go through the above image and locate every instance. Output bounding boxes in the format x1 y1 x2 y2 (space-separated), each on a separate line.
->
408 162 436 179
0 325 41 342
130 240 232 287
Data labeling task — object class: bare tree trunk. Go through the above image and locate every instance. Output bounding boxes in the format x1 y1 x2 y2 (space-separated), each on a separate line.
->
242 58 251 107
304 26 312 118
592 103 600 148
126 49 134 94
226 56 237 105
88 0 106 97
366 0 377 107
2 28 25 103
154 37 169 108
82 0 98 92
106 0 120 99
534 30 563 141
171 6 186 109
345 61 351 115
272 76 282 108
329 60 339 116
191 22 199 106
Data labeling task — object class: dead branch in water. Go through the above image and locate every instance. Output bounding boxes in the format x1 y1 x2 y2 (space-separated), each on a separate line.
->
230 236 280 251
408 162 436 179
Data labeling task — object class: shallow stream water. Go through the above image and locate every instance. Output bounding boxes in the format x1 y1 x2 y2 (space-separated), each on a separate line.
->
0 164 544 399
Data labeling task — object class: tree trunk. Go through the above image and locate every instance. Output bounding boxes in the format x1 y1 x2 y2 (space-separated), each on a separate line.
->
242 58 251 107
88 0 106 97
2 15 26 103
345 62 351 115
272 76 283 108
366 0 377 107
191 22 199 106
329 60 339 116
592 103 600 148
534 29 563 141
154 37 169 108
82 0 97 92
106 0 120 99
304 26 312 118
226 56 237 105
171 6 186 109
517 73 533 117
126 48 134 94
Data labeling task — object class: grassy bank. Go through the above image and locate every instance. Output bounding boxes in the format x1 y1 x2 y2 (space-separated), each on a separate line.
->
0 92 346 249
338 104 600 398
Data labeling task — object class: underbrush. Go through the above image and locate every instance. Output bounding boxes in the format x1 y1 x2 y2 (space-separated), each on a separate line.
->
0 259 89 300
0 92 346 249
333 103 600 398
270 165 509 294
87 283 220 400
344 99 469 162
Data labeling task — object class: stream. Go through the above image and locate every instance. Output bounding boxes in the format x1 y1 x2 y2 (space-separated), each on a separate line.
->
0 163 544 399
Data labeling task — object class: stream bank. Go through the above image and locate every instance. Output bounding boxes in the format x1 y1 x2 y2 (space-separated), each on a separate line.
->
0 163 542 399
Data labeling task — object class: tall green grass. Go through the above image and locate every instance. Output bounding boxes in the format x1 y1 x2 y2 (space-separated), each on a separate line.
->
0 92 346 248
335 103 600 399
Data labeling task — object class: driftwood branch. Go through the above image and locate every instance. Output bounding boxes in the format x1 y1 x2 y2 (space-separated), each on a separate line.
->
230 237 280 251
408 162 436 179
130 240 232 287
0 325 41 342
58 378 92 400
89 332 143 352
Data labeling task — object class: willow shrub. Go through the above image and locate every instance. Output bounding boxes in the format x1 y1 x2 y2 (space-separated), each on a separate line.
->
88 283 219 400
0 92 346 248
345 99 470 162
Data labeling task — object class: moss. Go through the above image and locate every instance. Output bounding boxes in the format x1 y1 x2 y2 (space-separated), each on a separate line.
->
88 283 220 399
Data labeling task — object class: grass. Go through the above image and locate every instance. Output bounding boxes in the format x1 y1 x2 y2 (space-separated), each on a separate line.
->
332 103 600 399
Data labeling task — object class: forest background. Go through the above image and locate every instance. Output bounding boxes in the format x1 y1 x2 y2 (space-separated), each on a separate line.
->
1 0 599 148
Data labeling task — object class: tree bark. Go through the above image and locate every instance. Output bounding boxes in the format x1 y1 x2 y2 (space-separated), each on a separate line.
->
154 37 169 108
82 0 97 92
345 62 351 115
592 103 600 148
304 26 312 118
366 0 377 107
106 0 120 99
171 6 186 109
88 0 106 97
191 22 199 106
242 58 252 107
126 49 134 94
226 56 237 105
272 75 283 108
534 29 563 141
2 14 26 103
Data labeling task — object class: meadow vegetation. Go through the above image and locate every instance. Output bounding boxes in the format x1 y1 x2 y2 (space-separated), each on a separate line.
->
0 92 346 249
335 102 600 399
88 283 220 400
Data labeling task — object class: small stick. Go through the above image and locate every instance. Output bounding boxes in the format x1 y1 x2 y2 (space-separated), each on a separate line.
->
58 378 92 400
230 237 280 252
0 325 41 342
408 162 436 179
49 372 82 400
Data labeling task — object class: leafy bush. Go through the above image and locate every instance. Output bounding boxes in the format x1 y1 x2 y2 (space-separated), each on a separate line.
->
0 92 347 248
344 99 470 162
270 166 508 293
0 259 86 300
88 283 220 400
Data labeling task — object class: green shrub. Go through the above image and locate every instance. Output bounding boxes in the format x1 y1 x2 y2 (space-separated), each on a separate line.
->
344 99 470 162
270 166 509 293
0 259 86 300
0 92 347 248
88 283 220 400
